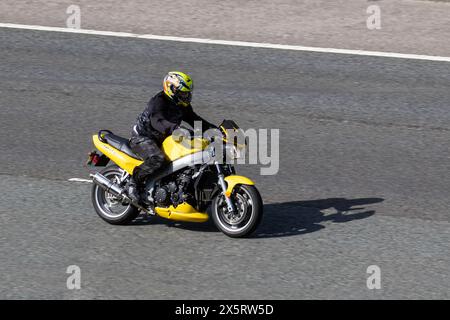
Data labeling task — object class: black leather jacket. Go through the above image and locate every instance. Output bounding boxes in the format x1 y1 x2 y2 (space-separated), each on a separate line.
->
133 91 216 144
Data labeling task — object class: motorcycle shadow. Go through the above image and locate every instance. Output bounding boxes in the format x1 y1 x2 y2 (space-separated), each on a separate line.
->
254 197 383 238
130 210 217 232
131 197 383 238
131 198 384 238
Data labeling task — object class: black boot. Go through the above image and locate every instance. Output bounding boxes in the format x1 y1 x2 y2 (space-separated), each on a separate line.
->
126 176 140 203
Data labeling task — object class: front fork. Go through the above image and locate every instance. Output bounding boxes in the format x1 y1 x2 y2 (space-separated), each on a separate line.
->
215 162 236 213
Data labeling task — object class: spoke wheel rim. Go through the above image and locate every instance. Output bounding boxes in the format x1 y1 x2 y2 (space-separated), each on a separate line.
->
216 186 254 232
95 170 131 219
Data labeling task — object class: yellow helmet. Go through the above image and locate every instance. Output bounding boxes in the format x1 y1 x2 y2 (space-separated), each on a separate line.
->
163 71 194 107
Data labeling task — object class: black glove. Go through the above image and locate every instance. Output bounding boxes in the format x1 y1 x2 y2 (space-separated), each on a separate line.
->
172 125 194 141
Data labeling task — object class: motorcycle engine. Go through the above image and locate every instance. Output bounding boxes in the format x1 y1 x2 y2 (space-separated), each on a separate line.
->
153 169 193 207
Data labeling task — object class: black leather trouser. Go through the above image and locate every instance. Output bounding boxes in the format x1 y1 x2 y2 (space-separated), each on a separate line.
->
129 134 166 185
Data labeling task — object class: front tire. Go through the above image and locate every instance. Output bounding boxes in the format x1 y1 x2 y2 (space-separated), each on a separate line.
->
211 185 263 238
91 165 140 225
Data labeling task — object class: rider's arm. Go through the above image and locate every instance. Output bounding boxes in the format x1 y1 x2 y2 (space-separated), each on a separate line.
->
149 103 178 135
183 105 217 132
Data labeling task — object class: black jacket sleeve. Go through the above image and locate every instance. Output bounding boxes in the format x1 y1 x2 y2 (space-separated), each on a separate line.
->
149 102 179 135
183 105 216 132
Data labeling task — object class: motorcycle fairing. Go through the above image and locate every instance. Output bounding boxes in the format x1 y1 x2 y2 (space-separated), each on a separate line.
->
154 202 209 222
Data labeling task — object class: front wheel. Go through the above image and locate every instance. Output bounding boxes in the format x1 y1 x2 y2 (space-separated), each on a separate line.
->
211 185 263 238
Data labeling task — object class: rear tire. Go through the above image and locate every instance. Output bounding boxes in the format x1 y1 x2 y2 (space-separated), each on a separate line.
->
211 185 263 238
91 165 140 225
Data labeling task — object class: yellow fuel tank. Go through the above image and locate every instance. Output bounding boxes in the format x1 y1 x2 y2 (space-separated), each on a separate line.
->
162 136 209 161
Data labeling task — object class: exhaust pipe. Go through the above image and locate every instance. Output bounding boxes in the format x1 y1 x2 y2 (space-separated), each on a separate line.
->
90 172 126 198
90 172 155 216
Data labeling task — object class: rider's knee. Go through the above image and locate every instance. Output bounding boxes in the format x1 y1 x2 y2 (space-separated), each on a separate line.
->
153 154 166 167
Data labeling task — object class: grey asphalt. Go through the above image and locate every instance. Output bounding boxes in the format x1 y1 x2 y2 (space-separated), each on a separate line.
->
1 0 450 56
0 28 449 299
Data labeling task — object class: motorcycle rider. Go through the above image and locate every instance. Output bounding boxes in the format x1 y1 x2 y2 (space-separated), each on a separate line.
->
127 71 216 203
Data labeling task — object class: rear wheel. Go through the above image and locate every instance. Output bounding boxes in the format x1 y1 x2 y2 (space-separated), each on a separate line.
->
211 185 263 238
91 165 139 225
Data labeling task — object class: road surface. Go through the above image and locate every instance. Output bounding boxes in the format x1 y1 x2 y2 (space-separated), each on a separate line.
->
0 27 449 299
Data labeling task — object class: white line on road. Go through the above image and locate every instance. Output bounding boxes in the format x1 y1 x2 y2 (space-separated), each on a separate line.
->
1 23 450 63
68 178 92 183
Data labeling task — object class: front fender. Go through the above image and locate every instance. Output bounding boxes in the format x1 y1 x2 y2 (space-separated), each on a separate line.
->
224 175 255 197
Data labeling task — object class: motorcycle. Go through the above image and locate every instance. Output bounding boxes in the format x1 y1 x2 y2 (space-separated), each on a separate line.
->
87 120 263 238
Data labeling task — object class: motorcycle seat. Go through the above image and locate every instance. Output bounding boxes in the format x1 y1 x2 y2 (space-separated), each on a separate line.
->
102 132 143 160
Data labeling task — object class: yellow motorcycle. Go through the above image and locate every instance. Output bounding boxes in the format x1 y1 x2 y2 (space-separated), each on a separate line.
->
87 120 263 238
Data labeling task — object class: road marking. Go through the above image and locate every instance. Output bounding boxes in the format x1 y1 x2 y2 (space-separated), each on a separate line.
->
1 23 450 63
68 178 92 183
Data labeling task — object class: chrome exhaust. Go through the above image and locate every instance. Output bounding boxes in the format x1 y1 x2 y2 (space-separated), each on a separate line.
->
90 172 126 198
90 172 155 215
